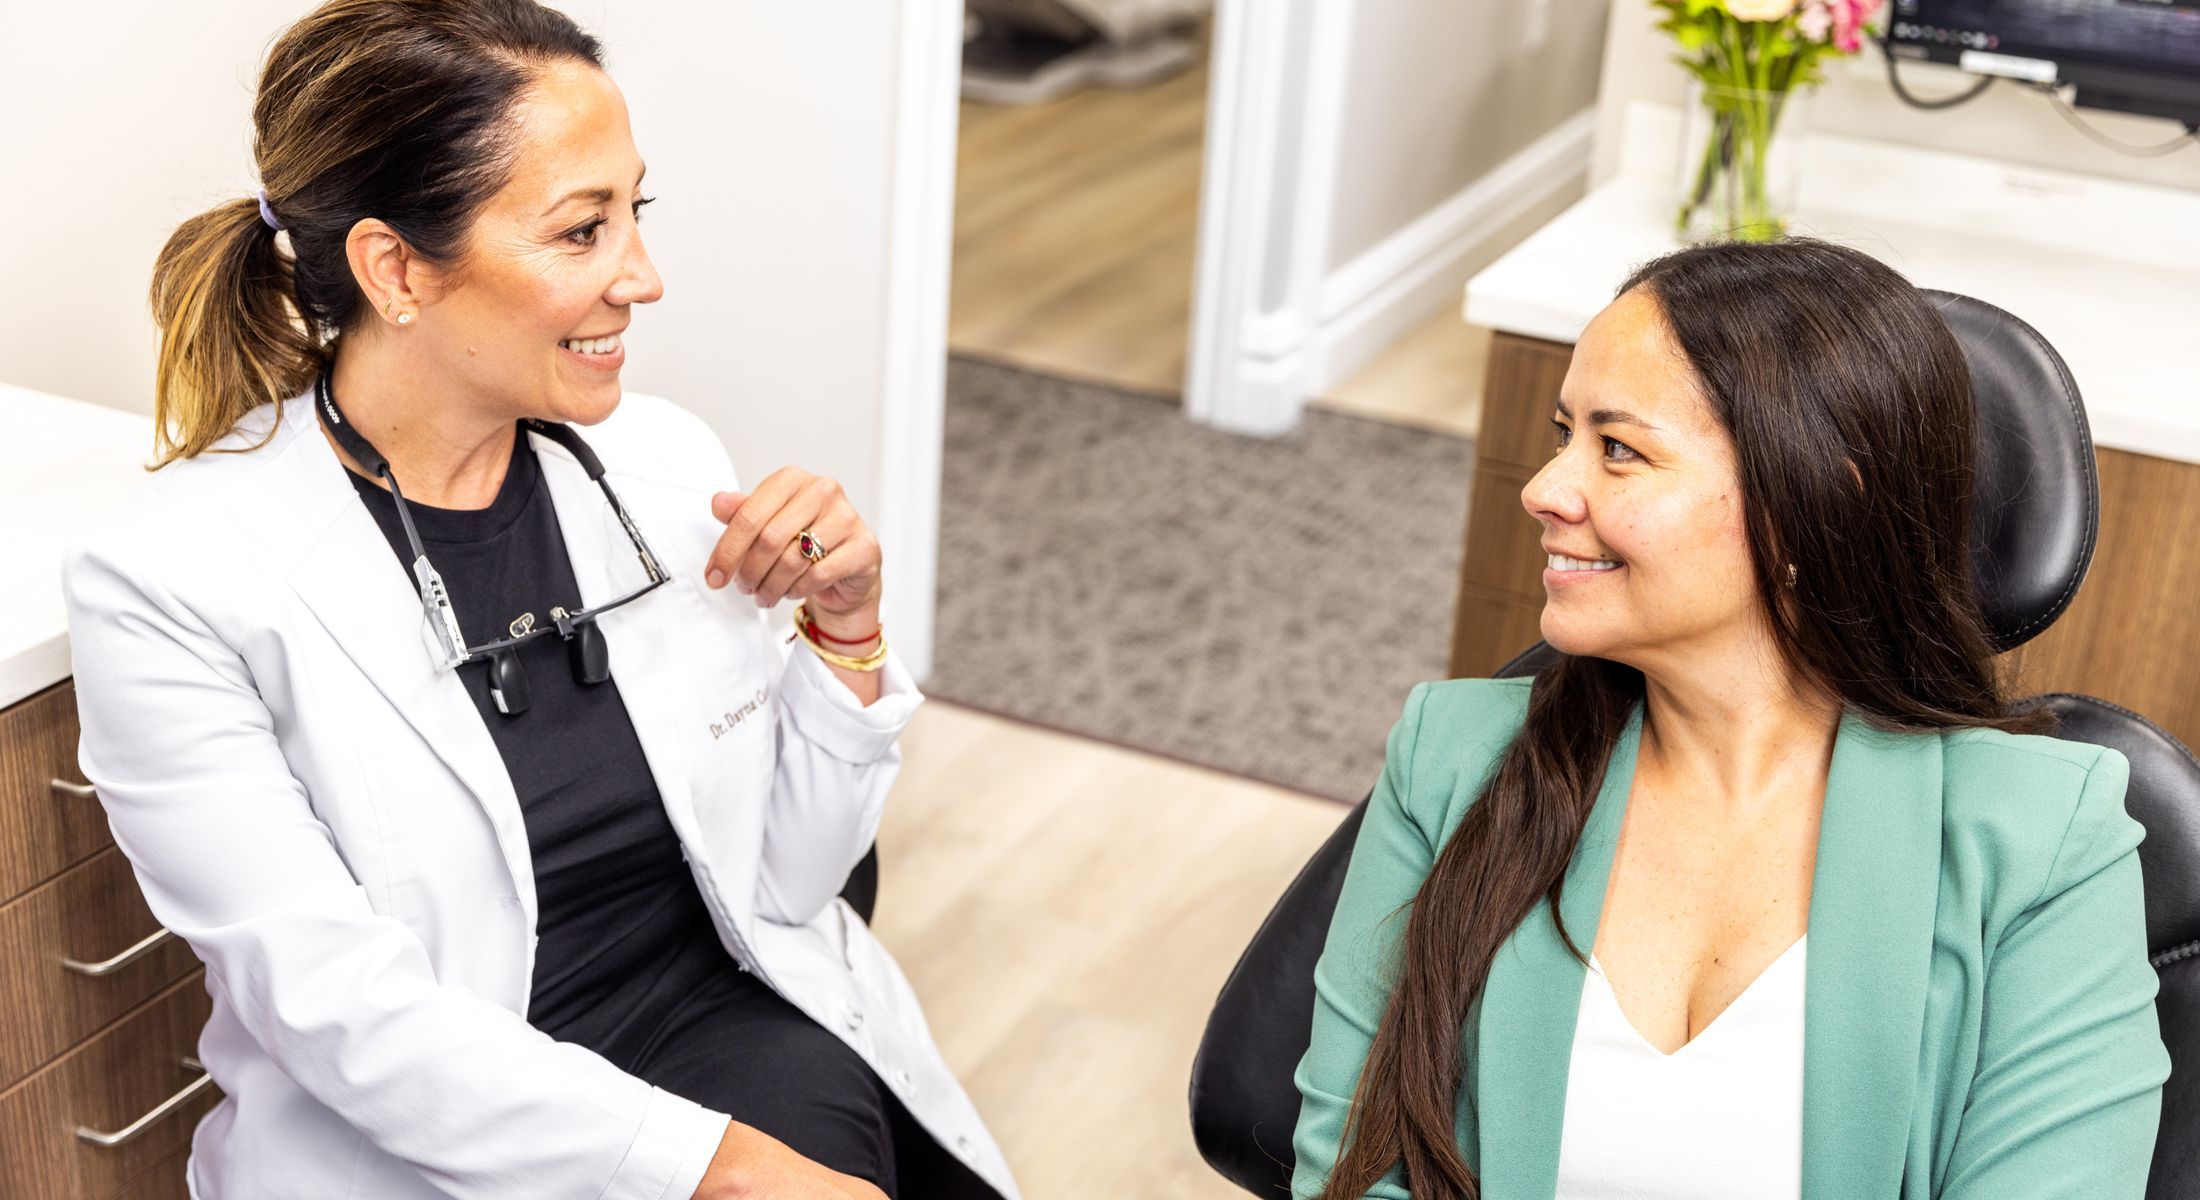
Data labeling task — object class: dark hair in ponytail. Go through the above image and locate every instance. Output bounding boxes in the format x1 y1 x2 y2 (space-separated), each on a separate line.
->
148 0 603 467
1318 236 2047 1199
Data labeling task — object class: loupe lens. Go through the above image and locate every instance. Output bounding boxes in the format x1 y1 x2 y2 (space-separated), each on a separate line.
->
488 648 531 715
570 620 611 685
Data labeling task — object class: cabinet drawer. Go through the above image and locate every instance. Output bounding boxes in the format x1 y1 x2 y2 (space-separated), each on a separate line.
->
1449 583 1551 679
0 681 113 906
0 974 218 1200
1458 463 1548 598
111 1145 191 1200
1480 333 1574 471
0 847 201 1091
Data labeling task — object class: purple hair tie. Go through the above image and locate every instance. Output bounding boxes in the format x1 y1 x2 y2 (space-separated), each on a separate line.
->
256 188 284 232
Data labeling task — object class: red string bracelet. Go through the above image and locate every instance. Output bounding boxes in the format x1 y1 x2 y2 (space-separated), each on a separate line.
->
797 606 881 647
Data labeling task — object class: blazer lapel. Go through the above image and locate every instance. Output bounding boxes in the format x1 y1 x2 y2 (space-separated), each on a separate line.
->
1474 703 1644 1196
1801 713 1943 1198
1470 703 1944 1200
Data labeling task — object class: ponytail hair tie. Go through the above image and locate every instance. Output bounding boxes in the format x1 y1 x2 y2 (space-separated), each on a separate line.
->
255 188 284 232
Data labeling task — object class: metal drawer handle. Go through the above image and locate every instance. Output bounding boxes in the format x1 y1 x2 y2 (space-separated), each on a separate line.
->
63 928 176 977
76 1057 213 1148
51 779 97 800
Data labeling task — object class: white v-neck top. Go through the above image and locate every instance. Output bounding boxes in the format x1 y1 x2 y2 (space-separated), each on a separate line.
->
1553 936 1808 1199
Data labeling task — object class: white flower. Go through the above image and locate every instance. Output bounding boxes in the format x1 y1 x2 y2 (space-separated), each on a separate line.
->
1727 0 1799 19
1797 0 1832 39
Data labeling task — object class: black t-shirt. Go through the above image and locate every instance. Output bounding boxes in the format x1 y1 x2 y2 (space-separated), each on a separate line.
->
344 424 749 1058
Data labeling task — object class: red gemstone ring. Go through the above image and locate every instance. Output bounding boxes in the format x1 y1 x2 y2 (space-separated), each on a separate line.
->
796 529 829 563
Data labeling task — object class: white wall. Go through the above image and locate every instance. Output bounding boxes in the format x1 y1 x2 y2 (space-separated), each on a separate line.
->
1 3 291 414
0 2 954 672
1590 0 2200 194
1326 0 1610 271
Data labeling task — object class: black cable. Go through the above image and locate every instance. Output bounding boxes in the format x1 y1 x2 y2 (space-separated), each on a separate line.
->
1878 34 2198 157
2019 80 2200 157
1882 41 1998 109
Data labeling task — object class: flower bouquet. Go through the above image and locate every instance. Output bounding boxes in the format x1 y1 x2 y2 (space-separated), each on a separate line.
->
1656 0 1887 241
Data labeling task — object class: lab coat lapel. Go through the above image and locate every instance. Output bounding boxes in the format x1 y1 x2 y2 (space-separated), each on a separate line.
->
282 415 534 909
529 437 701 844
1473 703 1644 1196
1800 713 1942 1198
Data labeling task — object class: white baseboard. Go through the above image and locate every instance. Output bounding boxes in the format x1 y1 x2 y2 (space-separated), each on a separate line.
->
1309 107 1598 395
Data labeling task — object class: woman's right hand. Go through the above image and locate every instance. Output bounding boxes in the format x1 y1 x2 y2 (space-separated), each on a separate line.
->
692 1119 889 1200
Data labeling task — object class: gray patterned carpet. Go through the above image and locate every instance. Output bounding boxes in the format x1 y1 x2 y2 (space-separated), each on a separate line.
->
926 356 1475 803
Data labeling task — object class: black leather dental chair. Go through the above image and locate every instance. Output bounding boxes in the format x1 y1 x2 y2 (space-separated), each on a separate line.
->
1185 290 2200 1199
842 844 879 923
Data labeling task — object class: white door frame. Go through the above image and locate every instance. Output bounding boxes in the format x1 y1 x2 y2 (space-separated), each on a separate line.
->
1184 0 1357 436
1183 0 1596 437
874 0 966 680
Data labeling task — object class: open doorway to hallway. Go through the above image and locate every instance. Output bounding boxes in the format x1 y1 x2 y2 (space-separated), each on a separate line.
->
945 5 1495 432
950 7 1213 393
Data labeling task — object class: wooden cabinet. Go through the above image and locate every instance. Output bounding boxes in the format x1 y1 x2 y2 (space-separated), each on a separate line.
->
1448 333 1575 680
0 683 118 905
0 681 214 1200
1450 332 2200 752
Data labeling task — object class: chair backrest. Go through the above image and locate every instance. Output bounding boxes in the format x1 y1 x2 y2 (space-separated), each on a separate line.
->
2019 693 2200 1198
843 843 879 923
1187 290 2198 1196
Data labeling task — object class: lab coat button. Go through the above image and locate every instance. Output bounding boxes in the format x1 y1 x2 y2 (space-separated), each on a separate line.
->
954 1136 974 1162
892 1068 914 1097
842 1001 865 1030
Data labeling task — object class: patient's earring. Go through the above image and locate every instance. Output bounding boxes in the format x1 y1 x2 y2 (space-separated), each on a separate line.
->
396 312 413 326
1784 562 1798 588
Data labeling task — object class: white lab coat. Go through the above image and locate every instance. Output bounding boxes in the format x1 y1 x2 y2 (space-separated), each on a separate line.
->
61 391 1019 1200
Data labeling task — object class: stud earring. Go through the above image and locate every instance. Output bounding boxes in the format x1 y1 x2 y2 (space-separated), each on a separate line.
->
1784 563 1798 588
396 312 413 326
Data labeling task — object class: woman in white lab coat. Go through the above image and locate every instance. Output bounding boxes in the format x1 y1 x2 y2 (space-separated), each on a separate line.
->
60 3 1017 1199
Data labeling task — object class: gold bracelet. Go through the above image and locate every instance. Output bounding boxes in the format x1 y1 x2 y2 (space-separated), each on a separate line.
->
791 603 890 672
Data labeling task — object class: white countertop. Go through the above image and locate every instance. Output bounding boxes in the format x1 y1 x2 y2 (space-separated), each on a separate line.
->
1466 101 2200 465
1 383 157 708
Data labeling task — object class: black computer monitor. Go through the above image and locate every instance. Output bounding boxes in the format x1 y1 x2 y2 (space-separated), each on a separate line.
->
1886 0 2200 126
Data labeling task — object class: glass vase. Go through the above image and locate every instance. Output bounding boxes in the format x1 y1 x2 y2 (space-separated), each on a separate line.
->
1674 79 1810 243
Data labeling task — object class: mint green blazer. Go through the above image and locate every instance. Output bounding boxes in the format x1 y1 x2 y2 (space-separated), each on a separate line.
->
1292 677 2170 1199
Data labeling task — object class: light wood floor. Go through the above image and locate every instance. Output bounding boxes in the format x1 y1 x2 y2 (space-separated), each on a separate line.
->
950 50 1210 395
949 44 1486 438
870 701 1349 1199
1319 310 1489 440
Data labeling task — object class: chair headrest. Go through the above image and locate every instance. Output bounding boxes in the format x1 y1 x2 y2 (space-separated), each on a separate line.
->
1927 290 2098 652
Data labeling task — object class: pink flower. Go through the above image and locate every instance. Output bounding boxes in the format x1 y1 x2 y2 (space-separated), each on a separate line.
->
1727 0 1799 20
1831 0 1884 52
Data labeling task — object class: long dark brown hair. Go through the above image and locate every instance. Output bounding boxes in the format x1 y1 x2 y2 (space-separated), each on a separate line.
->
1318 236 2047 1199
147 0 603 467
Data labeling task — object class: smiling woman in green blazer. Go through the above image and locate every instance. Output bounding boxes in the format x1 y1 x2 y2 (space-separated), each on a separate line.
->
1291 239 2169 1200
